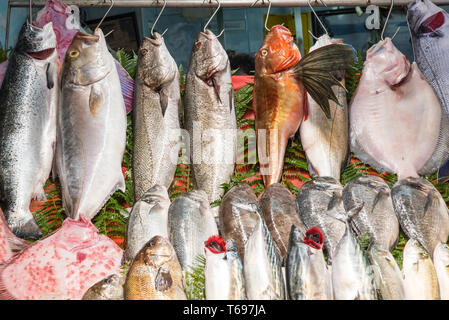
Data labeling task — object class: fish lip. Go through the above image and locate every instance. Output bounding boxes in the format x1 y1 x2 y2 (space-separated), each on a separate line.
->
26 47 56 60
144 33 163 46
199 29 218 40
74 31 100 42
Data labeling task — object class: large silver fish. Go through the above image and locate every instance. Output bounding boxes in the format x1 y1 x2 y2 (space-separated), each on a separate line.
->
433 242 449 300
295 177 346 262
0 22 59 239
56 29 126 220
342 175 399 251
184 29 237 217
124 185 170 263
132 33 181 201
391 177 449 259
300 35 349 181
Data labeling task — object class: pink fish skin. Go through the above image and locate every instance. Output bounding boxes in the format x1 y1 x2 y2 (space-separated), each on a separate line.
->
0 215 123 300
0 209 30 264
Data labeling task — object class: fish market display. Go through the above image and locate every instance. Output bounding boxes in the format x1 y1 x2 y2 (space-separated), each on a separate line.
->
295 177 346 261
368 244 405 300
402 239 440 300
219 184 260 263
342 175 399 251
0 215 123 300
254 25 355 187
204 236 246 300
132 33 181 201
56 28 127 221
0 22 59 239
433 242 449 300
82 274 125 300
286 226 333 300
300 35 349 181
184 29 236 216
168 190 218 271
124 236 186 300
124 185 171 262
391 177 449 258
350 37 449 180
0 209 30 264
259 183 306 262
244 212 285 300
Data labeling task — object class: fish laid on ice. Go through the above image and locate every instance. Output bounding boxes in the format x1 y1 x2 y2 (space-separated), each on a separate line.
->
82 274 125 300
433 242 449 300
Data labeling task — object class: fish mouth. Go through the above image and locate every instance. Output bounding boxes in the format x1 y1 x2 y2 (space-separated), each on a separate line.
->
27 47 56 60
145 33 163 46
205 235 227 254
75 32 100 42
200 29 219 40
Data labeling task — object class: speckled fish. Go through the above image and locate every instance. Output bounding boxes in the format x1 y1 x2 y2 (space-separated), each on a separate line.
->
391 177 449 259
82 274 125 300
168 190 218 272
295 177 346 262
286 226 333 300
0 22 59 239
124 235 186 300
259 183 307 263
0 209 30 264
132 33 181 201
254 25 355 187
124 185 171 263
433 242 449 300
350 37 449 180
184 29 236 216
204 236 246 300
56 29 127 221
244 212 285 300
300 35 349 181
342 175 399 251
368 244 405 300
218 184 260 263
403 239 440 300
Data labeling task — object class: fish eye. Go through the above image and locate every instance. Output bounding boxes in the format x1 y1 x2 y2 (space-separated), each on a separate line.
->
69 50 79 58
261 49 268 56
140 48 148 56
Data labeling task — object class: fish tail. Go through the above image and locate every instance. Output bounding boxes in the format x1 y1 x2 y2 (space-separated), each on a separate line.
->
292 44 355 118
0 266 17 300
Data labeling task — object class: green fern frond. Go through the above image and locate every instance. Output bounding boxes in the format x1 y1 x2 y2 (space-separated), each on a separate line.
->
184 254 206 300
115 49 138 79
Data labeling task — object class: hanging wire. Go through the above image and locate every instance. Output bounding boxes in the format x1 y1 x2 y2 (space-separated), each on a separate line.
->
203 0 224 37
250 0 271 32
95 0 114 32
380 0 393 40
308 0 329 38
151 0 168 37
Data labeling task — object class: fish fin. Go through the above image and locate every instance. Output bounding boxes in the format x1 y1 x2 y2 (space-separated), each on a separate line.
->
423 190 441 218
7 235 31 253
371 188 390 212
155 266 173 291
438 160 449 183
89 84 104 117
160 90 169 117
292 44 355 118
114 60 135 114
327 191 343 212
347 203 364 221
211 77 223 105
33 187 47 202
46 63 54 90
8 214 42 240
0 266 17 300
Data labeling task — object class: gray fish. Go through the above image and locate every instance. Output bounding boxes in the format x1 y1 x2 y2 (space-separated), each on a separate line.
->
295 177 346 262
391 177 449 259
82 274 125 300
132 33 181 201
124 185 170 263
218 184 260 264
56 29 126 221
0 22 59 239
168 190 218 272
342 175 399 251
259 183 307 263
184 29 237 217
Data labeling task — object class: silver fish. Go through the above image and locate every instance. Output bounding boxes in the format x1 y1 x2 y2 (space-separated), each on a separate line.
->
433 242 449 300
0 22 59 239
56 29 126 220
82 274 125 300
391 177 449 259
184 29 237 217
342 175 399 251
168 190 218 272
124 185 170 263
300 35 349 181
132 33 181 201
295 177 346 262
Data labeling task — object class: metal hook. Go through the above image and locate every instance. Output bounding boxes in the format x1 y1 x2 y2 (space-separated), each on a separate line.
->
264 0 272 32
95 0 114 32
381 0 394 40
203 0 222 33
151 0 167 37
308 0 329 37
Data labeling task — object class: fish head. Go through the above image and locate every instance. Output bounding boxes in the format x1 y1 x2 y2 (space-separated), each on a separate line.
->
56 215 100 251
16 21 57 60
255 25 301 75
408 0 449 38
138 33 177 89
366 38 410 86
63 28 111 86
140 184 170 205
142 236 174 268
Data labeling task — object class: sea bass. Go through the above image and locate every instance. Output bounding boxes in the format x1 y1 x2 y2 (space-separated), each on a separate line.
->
56 29 127 221
184 29 236 216
0 22 59 239
403 239 440 300
168 190 218 271
433 242 449 300
300 35 349 181
204 236 246 300
0 209 30 264
0 215 123 300
124 185 171 263
82 274 125 300
132 33 181 201
124 235 186 300
391 177 449 259
350 37 449 180
342 175 399 251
